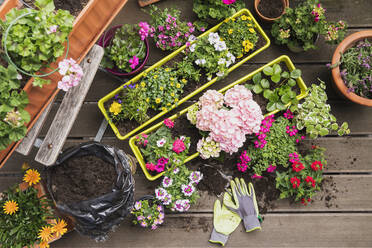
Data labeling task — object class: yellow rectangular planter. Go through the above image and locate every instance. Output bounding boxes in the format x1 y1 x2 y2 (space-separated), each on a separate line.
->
129 55 308 181
98 8 270 140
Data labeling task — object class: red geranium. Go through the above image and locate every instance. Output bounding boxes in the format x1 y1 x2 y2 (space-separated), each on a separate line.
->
290 177 301 189
311 161 323 171
305 176 316 188
291 161 305 172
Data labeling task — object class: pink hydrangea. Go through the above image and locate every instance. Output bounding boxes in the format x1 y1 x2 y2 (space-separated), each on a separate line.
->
172 139 186 154
198 90 224 109
57 58 83 92
235 99 263 135
195 104 216 132
224 85 253 108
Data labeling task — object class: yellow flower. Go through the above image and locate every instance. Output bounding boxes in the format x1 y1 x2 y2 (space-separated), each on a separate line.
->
39 241 50 248
174 98 179 102
232 18 236 22
165 68 171 72
141 82 146 87
161 107 167 111
38 226 53 242
3 200 18 215
241 15 247 21
181 79 187 83
237 54 243 58
160 87 164 91
228 29 233 34
167 103 171 106
249 28 255 33
51 219 68 237
242 40 248 46
170 77 175 81
146 98 150 103
155 98 161 104
135 84 139 88
224 18 229 23
109 102 122 115
247 23 252 27
23 169 40 186
176 83 181 88
247 16 252 20
154 75 158 79
171 92 175 97
244 46 250 52
170 82 174 86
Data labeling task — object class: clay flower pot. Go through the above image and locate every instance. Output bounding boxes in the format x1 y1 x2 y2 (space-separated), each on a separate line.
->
97 25 150 77
331 30 372 106
254 0 289 22
0 0 129 168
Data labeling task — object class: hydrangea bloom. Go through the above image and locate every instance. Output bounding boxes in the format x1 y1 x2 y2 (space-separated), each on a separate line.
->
195 104 216 132
197 136 221 159
198 90 224 109
58 58 84 92
235 99 263 134
224 85 253 108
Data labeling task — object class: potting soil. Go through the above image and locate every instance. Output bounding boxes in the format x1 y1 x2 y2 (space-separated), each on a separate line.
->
258 0 285 19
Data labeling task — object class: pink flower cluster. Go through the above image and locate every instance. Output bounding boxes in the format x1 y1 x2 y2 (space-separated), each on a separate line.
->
283 109 294 119
195 87 263 154
172 139 185 154
164 118 174 128
129 55 139 69
57 58 84 92
222 0 236 4
286 125 298 136
254 115 275 149
138 22 153 40
311 3 326 22
135 133 149 147
289 152 300 163
237 150 251 172
146 157 169 173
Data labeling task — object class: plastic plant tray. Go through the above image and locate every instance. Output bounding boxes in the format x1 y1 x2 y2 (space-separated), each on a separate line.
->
129 55 308 181
98 8 271 140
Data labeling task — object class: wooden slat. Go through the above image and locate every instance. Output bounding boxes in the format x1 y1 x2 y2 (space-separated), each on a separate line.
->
53 213 372 247
35 45 104 166
16 99 55 156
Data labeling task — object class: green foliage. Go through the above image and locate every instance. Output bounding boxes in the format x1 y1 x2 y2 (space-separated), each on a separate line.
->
219 14 258 57
32 77 51 88
175 59 201 82
245 117 298 175
1 0 74 74
246 63 300 112
335 39 372 99
142 67 187 111
101 24 146 73
193 0 245 21
295 80 350 138
131 199 163 228
0 185 53 248
276 147 326 202
140 125 191 169
271 0 347 51
109 85 150 125
0 64 29 151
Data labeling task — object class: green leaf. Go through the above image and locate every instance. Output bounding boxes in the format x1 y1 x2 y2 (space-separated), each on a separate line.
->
271 74 281 83
281 94 291 103
288 78 296 87
252 72 262 85
263 89 273 99
33 78 51 88
331 123 338 130
266 102 276 112
276 102 286 110
273 64 282 75
263 66 274 76
290 69 301 79
253 84 263 94
260 79 270 89
319 128 329 136
281 71 290 79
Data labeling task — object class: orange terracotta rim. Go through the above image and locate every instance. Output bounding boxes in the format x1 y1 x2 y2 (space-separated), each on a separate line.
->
254 0 289 22
331 30 372 107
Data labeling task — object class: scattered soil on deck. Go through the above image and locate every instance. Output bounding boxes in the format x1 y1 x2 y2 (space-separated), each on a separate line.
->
258 0 285 19
319 176 339 208
50 155 117 204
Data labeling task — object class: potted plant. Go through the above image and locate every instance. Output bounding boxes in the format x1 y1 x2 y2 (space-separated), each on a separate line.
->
254 0 289 22
193 0 245 22
0 0 128 168
0 168 69 248
131 196 164 230
330 30 372 106
271 0 347 52
98 23 150 77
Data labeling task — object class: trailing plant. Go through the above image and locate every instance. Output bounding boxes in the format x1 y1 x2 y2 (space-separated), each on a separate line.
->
295 80 350 138
0 64 30 151
0 169 67 248
108 84 150 125
271 0 347 51
193 0 245 21
145 6 196 51
275 146 326 204
155 164 202 212
136 119 191 174
219 14 258 58
330 39 372 99
246 63 301 112
185 32 235 80
0 0 74 86
101 24 148 73
131 199 164 230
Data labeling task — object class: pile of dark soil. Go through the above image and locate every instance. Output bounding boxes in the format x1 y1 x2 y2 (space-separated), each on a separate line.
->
50 155 117 204
258 0 285 19
54 0 90 17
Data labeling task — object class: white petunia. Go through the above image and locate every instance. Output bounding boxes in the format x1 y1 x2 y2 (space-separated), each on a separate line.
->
189 43 197 52
214 41 227 51
216 71 225 77
208 32 220 45
218 58 226 65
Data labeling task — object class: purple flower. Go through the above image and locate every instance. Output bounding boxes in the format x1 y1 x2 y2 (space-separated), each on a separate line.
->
181 184 195 197
155 188 167 200
162 176 173 188
134 201 142 210
189 171 203 184
162 194 172 205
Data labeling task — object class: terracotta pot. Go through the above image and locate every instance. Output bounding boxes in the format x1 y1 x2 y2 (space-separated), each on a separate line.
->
254 0 289 22
331 30 372 106
138 0 162 7
97 25 149 77
0 0 129 168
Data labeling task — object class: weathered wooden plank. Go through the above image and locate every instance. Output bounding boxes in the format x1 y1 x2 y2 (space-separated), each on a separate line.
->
15 99 55 156
0 176 22 192
53 213 372 247
35 45 104 166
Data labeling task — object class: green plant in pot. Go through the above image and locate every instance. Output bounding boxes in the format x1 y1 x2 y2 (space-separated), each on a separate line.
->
1 0 74 87
193 0 245 22
271 0 347 52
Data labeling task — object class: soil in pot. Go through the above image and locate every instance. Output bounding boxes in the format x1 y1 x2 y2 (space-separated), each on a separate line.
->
258 0 284 19
50 155 117 204
22 0 89 17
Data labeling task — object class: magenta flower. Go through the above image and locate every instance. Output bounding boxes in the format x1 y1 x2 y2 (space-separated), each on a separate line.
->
155 163 165 173
158 157 169 165
172 139 186 154
181 184 195 197
222 0 236 4
251 174 263 179
164 118 174 128
129 55 139 69
267 165 277 173
162 176 173 188
146 162 155 171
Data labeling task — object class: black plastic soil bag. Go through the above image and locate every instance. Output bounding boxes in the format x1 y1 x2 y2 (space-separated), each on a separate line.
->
46 142 135 241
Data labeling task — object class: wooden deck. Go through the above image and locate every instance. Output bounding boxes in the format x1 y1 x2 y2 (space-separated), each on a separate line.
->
1 0 372 247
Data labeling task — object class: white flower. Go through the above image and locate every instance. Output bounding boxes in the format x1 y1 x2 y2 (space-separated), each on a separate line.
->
195 58 206 65
218 58 226 65
207 76 212 81
162 194 172 205
180 136 186 141
157 138 166 147
208 32 220 45
214 41 227 51
189 43 197 52
188 35 197 42
162 176 173 188
155 188 167 201
227 52 235 63
173 167 180 174
16 74 22 80
216 71 225 77
181 184 195 197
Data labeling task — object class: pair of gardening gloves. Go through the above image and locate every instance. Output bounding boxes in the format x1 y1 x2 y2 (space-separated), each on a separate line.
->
209 178 261 246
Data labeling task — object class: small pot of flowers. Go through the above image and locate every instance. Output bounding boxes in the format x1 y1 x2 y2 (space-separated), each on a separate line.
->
330 30 372 106
131 195 164 230
0 168 70 248
271 0 347 53
98 23 151 77
254 0 289 22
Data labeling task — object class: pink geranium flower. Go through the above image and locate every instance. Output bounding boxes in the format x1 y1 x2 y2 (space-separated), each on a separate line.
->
223 0 236 4
164 118 174 128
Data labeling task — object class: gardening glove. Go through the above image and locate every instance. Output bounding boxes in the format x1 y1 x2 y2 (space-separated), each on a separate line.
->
224 178 261 233
209 193 241 246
